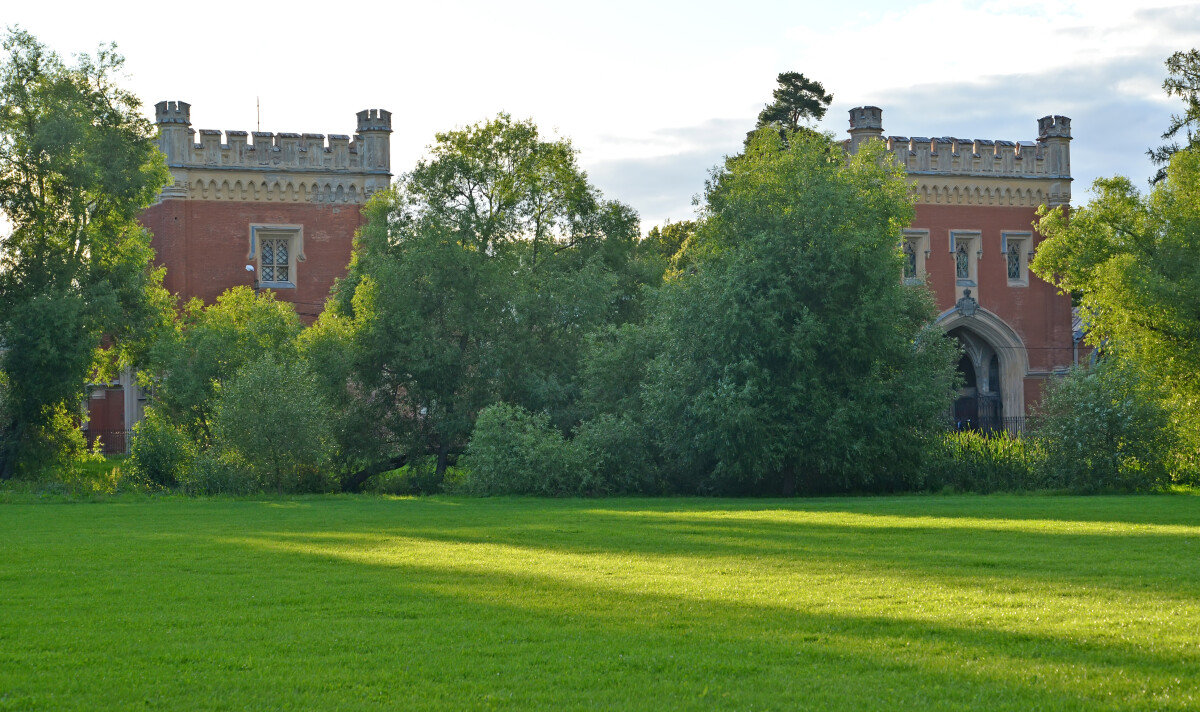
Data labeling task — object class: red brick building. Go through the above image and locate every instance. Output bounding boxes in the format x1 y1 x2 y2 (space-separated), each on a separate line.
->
847 107 1078 426
85 102 391 445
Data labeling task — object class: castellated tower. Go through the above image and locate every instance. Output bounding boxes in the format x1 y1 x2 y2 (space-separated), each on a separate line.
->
844 106 1076 428
142 101 392 317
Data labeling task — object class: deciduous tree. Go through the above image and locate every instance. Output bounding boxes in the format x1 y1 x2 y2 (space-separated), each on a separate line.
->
0 29 170 476
328 115 646 478
639 129 957 494
1033 148 1200 479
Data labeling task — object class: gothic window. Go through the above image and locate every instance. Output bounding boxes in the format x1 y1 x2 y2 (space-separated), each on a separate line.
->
261 237 289 283
955 241 969 280
903 240 917 279
1007 241 1021 280
249 224 304 289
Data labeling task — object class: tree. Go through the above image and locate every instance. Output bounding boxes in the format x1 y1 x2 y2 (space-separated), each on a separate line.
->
209 354 335 493
636 129 958 494
1032 148 1200 479
1149 49 1200 184
750 71 833 146
0 29 170 477
1033 361 1176 492
145 287 302 442
328 114 646 478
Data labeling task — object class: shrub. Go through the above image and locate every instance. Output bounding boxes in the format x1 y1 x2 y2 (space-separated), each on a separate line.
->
921 430 1045 493
572 413 660 494
209 355 336 494
1033 362 1176 492
177 449 260 496
127 408 196 488
458 403 594 496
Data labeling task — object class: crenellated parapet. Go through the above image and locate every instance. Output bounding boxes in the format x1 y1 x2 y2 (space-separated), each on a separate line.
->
153 101 392 203
845 107 1072 207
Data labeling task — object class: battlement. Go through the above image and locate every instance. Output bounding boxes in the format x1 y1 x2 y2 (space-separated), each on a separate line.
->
1038 115 1071 139
155 100 190 125
846 106 1072 180
154 101 391 175
357 109 392 133
849 106 883 131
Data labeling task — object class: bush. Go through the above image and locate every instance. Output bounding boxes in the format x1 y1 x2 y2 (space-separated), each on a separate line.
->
1033 362 1176 492
921 430 1046 493
177 449 259 496
127 408 196 488
572 413 660 494
210 355 337 494
458 403 594 496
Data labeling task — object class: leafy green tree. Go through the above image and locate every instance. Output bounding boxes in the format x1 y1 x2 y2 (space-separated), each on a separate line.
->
642 219 696 263
0 29 170 477
1149 49 1200 184
637 129 958 494
330 115 646 477
1032 361 1176 492
209 354 335 493
146 287 302 441
1033 148 1200 478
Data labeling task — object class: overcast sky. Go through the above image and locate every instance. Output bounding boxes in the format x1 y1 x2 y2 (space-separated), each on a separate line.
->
5 0 1196 230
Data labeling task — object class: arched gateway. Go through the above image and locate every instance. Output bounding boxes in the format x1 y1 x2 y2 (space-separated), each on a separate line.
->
936 291 1029 429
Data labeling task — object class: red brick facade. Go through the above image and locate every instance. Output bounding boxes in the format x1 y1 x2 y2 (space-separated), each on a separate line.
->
140 199 366 319
848 107 1078 422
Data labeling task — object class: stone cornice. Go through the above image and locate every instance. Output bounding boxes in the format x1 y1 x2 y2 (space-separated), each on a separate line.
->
157 166 389 205
910 175 1071 208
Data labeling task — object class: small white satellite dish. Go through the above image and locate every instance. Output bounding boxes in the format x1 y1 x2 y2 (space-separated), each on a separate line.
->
245 264 255 272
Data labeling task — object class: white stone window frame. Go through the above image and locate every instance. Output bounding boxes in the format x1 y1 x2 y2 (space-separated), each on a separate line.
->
901 229 929 285
248 224 305 290
1002 231 1031 287
949 230 981 289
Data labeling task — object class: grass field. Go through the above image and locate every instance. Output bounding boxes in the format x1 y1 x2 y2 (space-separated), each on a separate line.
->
1 494 1198 711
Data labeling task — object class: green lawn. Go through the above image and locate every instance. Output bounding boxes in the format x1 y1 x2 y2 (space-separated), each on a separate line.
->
1 495 1198 711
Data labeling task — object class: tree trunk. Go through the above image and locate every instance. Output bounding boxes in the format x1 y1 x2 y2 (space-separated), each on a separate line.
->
340 454 407 493
436 441 449 478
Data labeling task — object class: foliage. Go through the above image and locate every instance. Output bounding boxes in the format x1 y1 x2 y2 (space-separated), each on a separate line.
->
209 354 336 494
921 430 1046 493
1033 148 1200 479
635 130 958 494
1033 362 1176 492
756 71 833 131
127 407 196 489
572 412 660 494
363 457 465 496
5 496 1200 710
0 28 171 476
749 71 833 146
331 115 648 476
176 448 259 496
640 218 698 278
1149 48 1200 183
146 287 303 441
457 403 593 496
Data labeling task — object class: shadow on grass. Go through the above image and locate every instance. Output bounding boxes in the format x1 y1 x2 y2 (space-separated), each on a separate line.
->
212 526 1198 710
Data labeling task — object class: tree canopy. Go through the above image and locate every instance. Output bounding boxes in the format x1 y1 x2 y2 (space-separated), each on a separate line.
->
1149 49 1200 184
752 71 833 143
0 29 170 476
1033 147 1200 476
323 114 650 477
580 129 957 495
